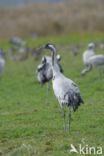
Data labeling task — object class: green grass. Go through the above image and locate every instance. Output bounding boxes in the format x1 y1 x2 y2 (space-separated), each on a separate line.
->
0 33 104 156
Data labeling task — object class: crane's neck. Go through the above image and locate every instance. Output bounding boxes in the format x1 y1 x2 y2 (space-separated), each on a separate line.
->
50 48 60 77
47 45 56 66
52 49 56 66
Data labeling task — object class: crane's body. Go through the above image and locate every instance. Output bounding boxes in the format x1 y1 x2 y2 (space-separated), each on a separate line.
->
37 62 52 84
36 55 63 84
89 55 104 66
52 72 82 111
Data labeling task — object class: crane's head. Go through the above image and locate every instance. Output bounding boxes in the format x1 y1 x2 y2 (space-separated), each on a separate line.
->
42 43 59 67
88 43 95 49
43 43 56 53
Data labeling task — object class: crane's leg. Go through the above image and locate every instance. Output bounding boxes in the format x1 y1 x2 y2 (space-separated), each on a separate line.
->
62 107 66 131
68 108 71 131
81 64 92 76
45 82 50 104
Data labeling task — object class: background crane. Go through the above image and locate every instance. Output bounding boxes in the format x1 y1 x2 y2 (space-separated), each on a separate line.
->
0 49 5 77
36 54 63 103
81 43 104 76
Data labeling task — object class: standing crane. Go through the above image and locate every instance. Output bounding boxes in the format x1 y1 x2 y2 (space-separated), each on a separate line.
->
81 43 104 76
36 54 63 84
0 49 5 77
43 43 83 131
81 43 95 75
36 54 63 103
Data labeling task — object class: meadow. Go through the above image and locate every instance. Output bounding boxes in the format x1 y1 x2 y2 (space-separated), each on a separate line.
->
0 33 104 156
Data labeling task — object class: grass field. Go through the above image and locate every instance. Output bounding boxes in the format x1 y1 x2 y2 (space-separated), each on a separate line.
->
0 33 104 156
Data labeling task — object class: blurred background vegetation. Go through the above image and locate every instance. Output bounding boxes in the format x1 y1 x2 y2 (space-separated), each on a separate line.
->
0 0 104 39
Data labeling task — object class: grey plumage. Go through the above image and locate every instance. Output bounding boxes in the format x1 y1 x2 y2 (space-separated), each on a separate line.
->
89 55 104 65
36 61 52 84
43 43 83 131
0 49 5 77
81 43 104 75
36 54 63 104
36 54 63 84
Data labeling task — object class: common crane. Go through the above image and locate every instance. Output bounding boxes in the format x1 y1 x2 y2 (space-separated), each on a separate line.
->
43 43 83 131
81 43 95 75
36 54 63 85
0 49 5 77
36 54 63 103
81 43 104 76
